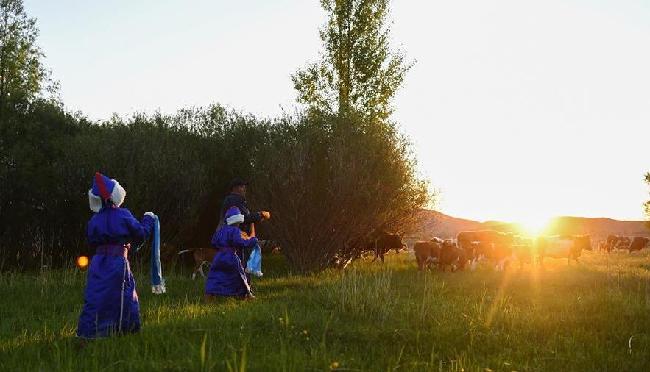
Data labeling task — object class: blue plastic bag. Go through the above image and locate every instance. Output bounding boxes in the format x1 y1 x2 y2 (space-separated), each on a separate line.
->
246 243 263 277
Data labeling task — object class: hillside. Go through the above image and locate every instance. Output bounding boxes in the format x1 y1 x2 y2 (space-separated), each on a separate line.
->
409 210 650 240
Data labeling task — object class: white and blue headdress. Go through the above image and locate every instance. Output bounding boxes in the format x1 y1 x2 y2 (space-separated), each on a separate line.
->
88 172 126 213
225 206 245 225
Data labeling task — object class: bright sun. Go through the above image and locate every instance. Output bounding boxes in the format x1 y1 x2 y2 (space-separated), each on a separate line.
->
518 215 550 236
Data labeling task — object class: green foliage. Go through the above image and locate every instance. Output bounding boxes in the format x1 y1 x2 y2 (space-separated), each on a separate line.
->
286 0 426 272
0 1 58 260
0 99 427 272
1 254 650 371
0 0 55 119
0 0 428 273
251 112 428 272
0 102 265 270
0 100 428 272
292 0 411 121
0 100 82 269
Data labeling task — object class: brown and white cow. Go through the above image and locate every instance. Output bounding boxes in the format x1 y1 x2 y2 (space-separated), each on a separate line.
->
537 235 592 265
413 238 443 271
457 230 515 271
605 235 631 252
437 239 468 272
457 230 502 262
483 240 515 271
628 237 650 253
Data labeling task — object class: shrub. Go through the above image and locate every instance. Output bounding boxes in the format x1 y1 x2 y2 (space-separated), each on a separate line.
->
251 113 428 272
0 103 427 272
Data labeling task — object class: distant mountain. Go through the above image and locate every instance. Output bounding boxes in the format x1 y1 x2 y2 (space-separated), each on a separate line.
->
544 216 650 239
408 210 650 241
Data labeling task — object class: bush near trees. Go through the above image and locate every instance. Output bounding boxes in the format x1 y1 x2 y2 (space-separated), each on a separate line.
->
1 103 427 273
251 112 427 272
1 104 267 270
0 0 429 272
282 0 428 271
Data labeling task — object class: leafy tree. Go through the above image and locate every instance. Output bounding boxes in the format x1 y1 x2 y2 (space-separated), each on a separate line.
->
0 0 59 270
252 113 428 272
0 0 428 273
0 0 53 119
292 0 411 121
282 0 429 271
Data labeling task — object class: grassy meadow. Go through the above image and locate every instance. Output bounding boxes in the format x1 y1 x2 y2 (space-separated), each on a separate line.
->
1 251 650 371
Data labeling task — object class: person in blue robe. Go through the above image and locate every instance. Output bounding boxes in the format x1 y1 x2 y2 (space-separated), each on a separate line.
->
218 178 270 287
77 172 155 339
205 206 259 299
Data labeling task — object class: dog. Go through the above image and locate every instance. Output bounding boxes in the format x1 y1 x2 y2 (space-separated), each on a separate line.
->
178 248 217 279
179 239 277 280
259 239 281 254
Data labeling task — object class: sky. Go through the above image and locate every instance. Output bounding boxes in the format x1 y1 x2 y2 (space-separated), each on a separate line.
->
24 0 650 225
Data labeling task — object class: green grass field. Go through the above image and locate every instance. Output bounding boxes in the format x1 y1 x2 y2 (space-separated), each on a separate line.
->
1 251 650 371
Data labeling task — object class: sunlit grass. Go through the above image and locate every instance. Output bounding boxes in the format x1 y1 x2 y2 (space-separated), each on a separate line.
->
1 251 650 371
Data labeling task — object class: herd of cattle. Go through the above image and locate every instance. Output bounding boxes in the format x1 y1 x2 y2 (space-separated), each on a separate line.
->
600 235 650 253
175 232 650 278
369 231 650 272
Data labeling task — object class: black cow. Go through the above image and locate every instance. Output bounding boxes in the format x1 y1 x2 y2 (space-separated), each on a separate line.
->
370 232 406 263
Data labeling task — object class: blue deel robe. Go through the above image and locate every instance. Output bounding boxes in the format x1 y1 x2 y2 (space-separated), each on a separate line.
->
205 225 258 297
77 207 154 339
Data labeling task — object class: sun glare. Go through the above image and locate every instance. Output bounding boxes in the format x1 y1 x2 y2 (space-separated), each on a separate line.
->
518 215 550 236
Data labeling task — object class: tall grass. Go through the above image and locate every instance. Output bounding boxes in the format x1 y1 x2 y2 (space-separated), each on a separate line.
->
1 252 650 371
324 267 397 321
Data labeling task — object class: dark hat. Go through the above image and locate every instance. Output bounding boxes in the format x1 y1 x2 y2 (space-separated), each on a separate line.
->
229 177 249 189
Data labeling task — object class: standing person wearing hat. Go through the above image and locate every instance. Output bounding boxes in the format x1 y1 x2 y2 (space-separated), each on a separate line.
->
205 206 259 299
219 179 270 247
218 178 270 231
77 172 156 340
